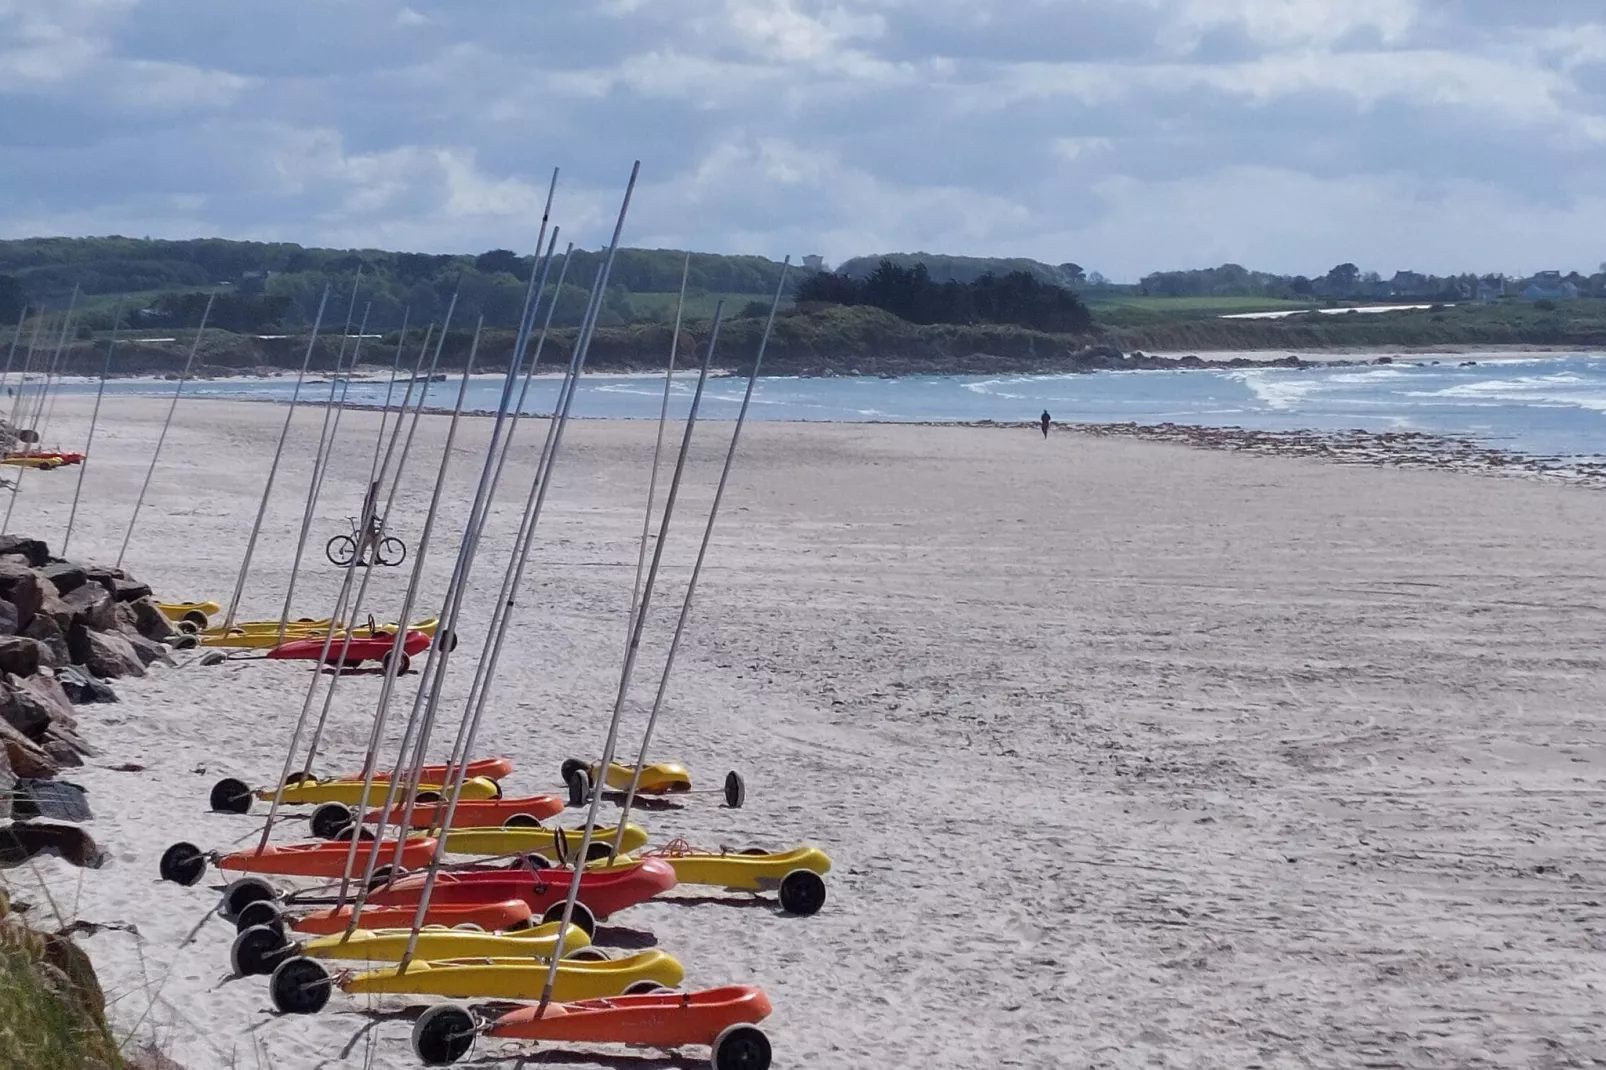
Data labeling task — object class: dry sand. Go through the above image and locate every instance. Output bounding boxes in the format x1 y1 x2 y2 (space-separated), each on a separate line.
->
6 396 1606 1069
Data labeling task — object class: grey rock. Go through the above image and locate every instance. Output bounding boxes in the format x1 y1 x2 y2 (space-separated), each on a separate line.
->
79 630 145 679
14 673 77 732
56 666 116 705
0 740 11 821
39 562 87 597
0 535 49 568
121 597 176 642
0 562 43 628
120 631 174 669
63 583 115 633
0 822 105 869
0 718 58 778
0 599 17 636
0 676 52 737
22 616 67 668
0 636 42 678
41 738 84 768
112 577 153 603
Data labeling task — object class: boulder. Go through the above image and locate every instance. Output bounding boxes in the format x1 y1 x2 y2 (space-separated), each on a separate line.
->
14 673 77 731
55 666 117 705
39 562 87 597
0 822 104 869
120 597 176 642
63 584 115 633
35 578 73 633
42 738 84 768
22 616 68 668
78 630 145 679
119 631 173 669
0 675 52 737
0 718 58 778
0 561 43 628
0 599 17 637
112 576 153 602
0 635 42 678
0 535 49 568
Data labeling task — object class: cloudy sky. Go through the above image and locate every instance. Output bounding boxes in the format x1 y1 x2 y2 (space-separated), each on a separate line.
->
3 0 1605 280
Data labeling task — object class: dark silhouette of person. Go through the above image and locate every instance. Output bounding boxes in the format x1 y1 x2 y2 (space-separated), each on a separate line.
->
1039 410 1051 439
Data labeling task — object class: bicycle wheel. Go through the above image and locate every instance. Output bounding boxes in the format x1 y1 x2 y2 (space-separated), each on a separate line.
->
376 537 406 567
325 534 357 567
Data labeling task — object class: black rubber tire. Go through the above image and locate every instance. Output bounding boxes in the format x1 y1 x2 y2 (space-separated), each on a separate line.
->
222 877 278 920
724 770 747 809
566 768 590 808
583 840 616 863
438 629 459 653
335 823 376 843
489 779 503 799
170 633 199 650
778 870 827 917
209 777 253 814
159 842 207 886
310 803 354 840
565 946 608 962
325 534 357 568
181 610 210 629
712 1024 772 1070
175 619 200 635
377 537 407 567
415 790 441 803
502 813 541 829
369 865 406 889
382 649 411 676
412 1003 476 1066
559 758 586 784
738 848 769 857
540 901 596 939
269 956 333 1015
235 899 284 935
284 771 316 787
231 924 294 977
624 980 669 995
451 923 483 932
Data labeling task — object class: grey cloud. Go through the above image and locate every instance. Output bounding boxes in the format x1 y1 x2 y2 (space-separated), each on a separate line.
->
3 0 1606 277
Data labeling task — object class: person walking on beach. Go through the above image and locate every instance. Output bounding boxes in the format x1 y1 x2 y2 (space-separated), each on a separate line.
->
1039 410 1051 439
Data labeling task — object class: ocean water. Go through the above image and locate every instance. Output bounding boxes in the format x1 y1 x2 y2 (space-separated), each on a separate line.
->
42 352 1606 460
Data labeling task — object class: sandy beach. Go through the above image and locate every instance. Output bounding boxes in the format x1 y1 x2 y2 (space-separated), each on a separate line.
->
5 395 1605 1069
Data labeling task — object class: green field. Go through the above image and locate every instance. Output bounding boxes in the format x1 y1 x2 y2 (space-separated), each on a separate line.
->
625 290 794 322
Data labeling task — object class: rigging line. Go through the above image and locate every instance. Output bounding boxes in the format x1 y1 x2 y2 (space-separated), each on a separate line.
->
6 310 44 433
35 289 82 448
26 287 76 445
283 308 413 773
624 252 691 647
0 304 27 395
221 286 332 630
115 292 214 569
611 259 791 853
275 289 367 644
432 234 574 792
296 312 439 778
376 250 606 888
2 296 75 531
338 318 505 909
535 301 726 1009
62 303 124 556
389 275 603 959
253 302 454 853
395 165 642 963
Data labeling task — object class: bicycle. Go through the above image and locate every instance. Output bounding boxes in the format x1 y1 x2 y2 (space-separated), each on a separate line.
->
326 516 407 568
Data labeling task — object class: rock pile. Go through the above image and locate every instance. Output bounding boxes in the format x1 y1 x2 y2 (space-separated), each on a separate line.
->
0 533 176 827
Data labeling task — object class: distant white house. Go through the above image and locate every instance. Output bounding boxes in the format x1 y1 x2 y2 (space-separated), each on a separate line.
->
801 254 826 272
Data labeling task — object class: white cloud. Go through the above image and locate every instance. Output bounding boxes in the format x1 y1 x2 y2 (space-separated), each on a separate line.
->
1 0 1605 279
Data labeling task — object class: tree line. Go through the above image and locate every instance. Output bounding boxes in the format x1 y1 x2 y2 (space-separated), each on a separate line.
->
796 260 1094 333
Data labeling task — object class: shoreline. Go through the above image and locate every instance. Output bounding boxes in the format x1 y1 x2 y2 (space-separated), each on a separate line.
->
210 396 1606 489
